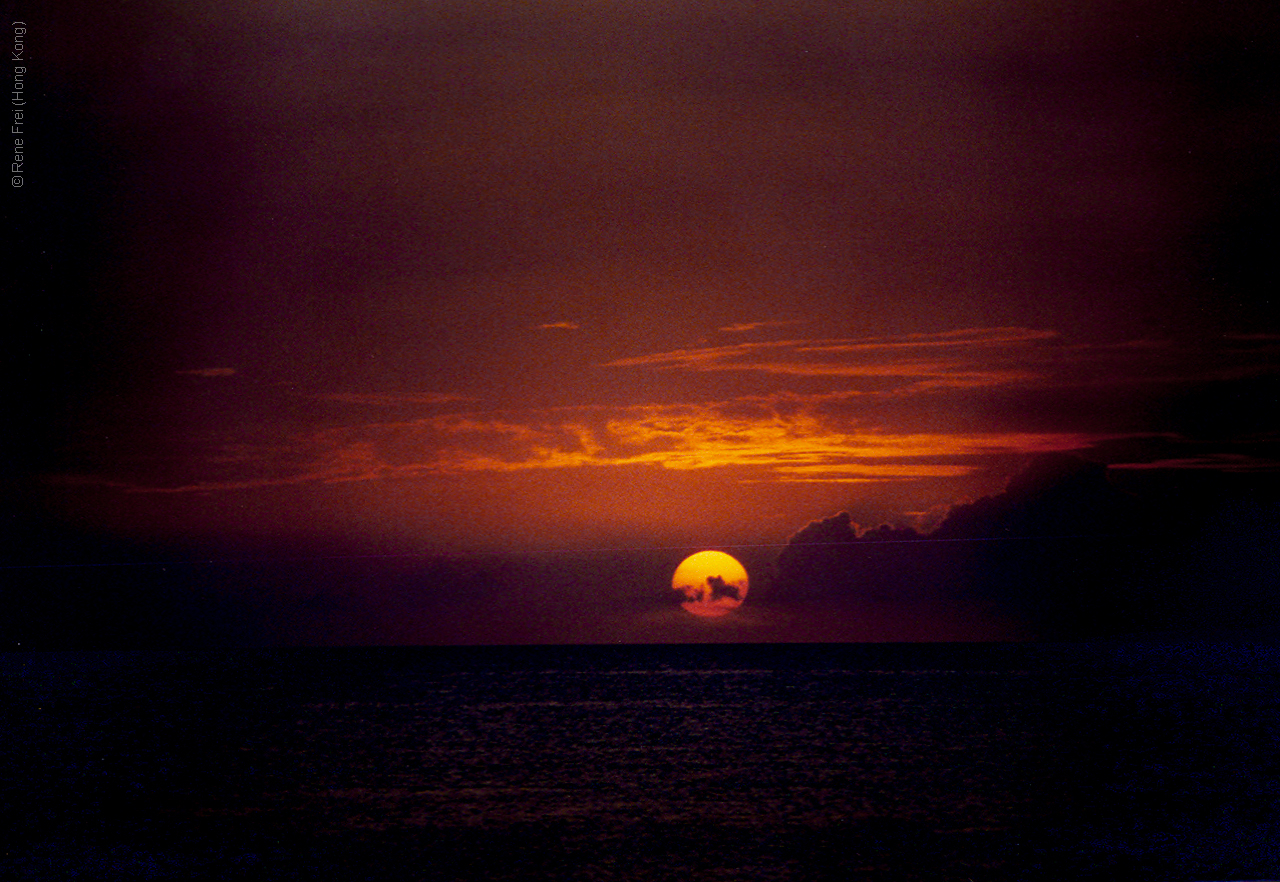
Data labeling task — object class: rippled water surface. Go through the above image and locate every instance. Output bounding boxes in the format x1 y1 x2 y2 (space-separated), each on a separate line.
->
5 643 1280 880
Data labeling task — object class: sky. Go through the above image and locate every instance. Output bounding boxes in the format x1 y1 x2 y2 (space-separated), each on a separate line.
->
7 0 1280 647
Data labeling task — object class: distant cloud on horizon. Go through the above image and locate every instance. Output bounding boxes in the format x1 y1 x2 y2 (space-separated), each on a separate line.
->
773 453 1280 638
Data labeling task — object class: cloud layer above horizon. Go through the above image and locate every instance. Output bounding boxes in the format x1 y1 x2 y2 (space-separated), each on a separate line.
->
75 327 1278 496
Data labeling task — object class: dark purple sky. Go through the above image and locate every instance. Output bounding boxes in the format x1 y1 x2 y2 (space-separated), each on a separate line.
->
8 0 1279 645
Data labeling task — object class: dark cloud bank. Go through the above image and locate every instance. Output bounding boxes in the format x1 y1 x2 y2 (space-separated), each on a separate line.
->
775 454 1280 639
6 457 1278 648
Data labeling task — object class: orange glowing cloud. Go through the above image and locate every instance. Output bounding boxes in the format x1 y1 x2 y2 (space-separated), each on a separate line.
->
94 328 1272 498
119 395 1101 494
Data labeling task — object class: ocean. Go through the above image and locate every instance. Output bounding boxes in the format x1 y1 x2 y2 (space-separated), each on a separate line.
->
4 643 1279 881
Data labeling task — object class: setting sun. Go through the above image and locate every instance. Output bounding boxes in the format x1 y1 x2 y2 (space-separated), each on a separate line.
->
672 551 749 618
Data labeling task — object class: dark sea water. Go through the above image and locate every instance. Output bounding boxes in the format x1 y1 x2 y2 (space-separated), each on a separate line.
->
4 643 1280 881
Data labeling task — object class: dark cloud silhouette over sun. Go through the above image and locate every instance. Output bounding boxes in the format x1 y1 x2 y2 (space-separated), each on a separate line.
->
673 552 749 619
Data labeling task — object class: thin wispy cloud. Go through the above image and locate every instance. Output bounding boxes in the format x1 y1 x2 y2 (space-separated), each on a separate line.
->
603 327 1058 388
718 320 805 334
315 392 474 407
176 367 237 378
536 321 581 330
603 327 1280 394
795 327 1058 352
1110 454 1280 472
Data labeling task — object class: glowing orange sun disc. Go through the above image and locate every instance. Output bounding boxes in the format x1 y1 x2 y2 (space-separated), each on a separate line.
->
672 550 749 618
